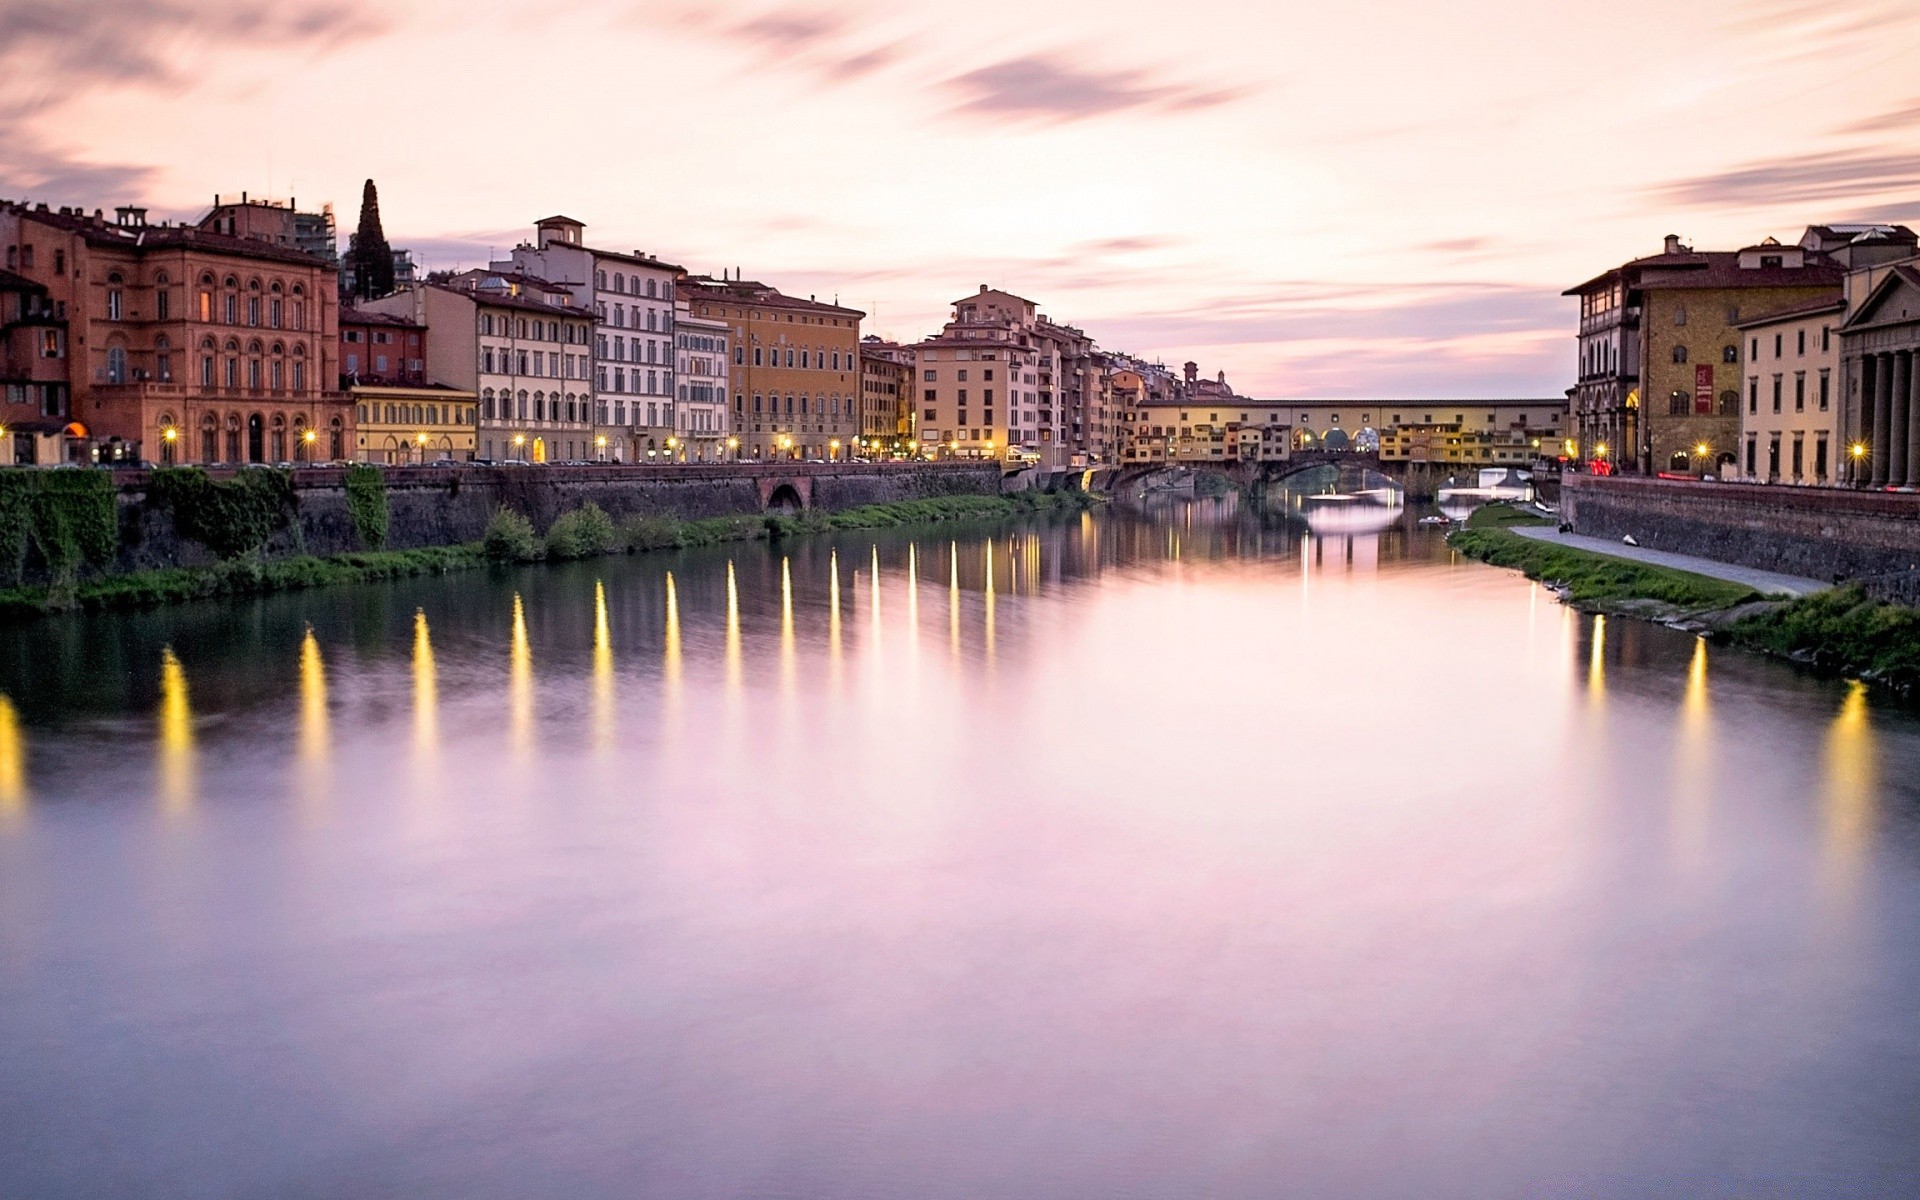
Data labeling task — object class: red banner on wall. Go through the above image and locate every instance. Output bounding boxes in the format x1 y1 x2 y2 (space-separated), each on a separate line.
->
1695 364 1714 414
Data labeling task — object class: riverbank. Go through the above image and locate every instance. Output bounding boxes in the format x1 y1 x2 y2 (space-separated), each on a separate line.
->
1451 503 1920 699
1447 505 1761 619
0 491 1099 619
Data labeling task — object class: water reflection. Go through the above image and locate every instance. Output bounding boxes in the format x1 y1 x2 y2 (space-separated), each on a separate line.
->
0 694 23 820
413 608 437 756
593 580 614 753
157 646 194 814
0 501 1917 1199
1822 680 1877 894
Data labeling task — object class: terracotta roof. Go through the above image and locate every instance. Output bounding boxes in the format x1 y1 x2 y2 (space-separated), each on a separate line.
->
428 283 593 319
1568 249 1844 296
680 277 864 318
0 267 44 291
577 244 685 274
340 307 423 329
2 201 333 269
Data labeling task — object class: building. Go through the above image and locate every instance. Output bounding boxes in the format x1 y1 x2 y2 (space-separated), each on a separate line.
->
915 286 1051 460
1034 320 1111 468
681 274 863 460
0 199 350 465
1731 298 1844 485
341 307 476 464
0 267 75 463
501 217 681 462
858 337 914 454
363 279 594 463
673 295 730 461
1124 394 1293 464
1566 234 1845 475
200 193 338 265
1840 261 1920 489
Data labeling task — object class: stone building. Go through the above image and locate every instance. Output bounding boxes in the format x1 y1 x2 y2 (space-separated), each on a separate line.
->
915 286 1047 461
681 275 863 460
363 280 594 463
1566 235 1844 475
672 295 730 461
1839 263 1920 488
1731 298 1844 485
858 337 914 453
0 267 73 463
341 306 476 464
501 217 682 462
0 199 350 465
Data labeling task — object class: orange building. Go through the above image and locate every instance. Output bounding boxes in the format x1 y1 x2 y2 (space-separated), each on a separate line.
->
680 275 863 460
0 200 350 464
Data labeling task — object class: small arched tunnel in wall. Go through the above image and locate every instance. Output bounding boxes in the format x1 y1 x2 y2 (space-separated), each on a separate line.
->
763 482 806 512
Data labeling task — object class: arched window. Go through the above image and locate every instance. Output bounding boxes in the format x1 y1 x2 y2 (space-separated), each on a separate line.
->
1672 345 1689 364
270 413 286 463
1722 345 1738 364
1669 450 1691 472
293 414 309 462
106 343 128 384
200 413 219 463
158 412 178 465
154 334 172 382
225 413 242 463
329 416 344 461
290 343 306 392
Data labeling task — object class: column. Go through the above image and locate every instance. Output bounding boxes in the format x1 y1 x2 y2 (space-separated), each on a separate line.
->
1872 352 1894 487
1907 349 1920 487
1891 351 1912 489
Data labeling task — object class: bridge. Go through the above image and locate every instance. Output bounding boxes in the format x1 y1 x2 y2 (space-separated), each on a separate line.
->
1089 452 1541 501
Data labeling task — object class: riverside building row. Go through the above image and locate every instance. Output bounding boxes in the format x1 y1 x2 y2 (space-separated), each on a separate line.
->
1566 222 1920 488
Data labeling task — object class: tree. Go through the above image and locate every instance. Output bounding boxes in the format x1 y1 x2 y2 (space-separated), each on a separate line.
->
351 179 395 301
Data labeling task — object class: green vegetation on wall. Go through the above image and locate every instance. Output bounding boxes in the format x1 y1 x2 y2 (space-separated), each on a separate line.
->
345 464 390 549
0 469 119 586
150 466 296 559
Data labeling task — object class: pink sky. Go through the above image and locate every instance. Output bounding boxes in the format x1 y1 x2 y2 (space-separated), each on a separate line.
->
4 0 1919 397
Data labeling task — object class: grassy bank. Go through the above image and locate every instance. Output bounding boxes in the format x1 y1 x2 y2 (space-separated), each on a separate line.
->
1724 585 1920 696
1462 502 1549 530
1446 525 1758 615
0 489 1100 618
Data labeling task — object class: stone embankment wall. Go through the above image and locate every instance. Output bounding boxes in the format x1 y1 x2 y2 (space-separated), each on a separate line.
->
1564 475 1920 602
113 461 1003 572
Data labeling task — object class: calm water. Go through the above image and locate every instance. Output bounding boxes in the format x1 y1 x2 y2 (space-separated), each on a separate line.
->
2 499 1918 1199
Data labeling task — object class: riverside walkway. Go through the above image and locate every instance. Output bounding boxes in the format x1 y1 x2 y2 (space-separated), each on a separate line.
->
1509 526 1829 598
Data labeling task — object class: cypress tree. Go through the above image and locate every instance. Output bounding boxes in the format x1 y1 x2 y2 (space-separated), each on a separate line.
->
352 179 395 300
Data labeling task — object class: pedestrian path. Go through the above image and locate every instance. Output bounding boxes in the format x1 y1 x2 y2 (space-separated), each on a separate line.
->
1508 526 1828 597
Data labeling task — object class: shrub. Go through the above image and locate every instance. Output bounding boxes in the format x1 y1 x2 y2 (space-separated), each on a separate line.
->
618 515 683 551
150 466 295 558
345 464 389 549
544 502 615 560
483 508 541 562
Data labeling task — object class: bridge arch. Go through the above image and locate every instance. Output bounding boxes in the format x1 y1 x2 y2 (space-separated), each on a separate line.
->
765 482 804 512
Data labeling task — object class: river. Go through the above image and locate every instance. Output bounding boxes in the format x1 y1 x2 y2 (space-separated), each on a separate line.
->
1 497 1917 1198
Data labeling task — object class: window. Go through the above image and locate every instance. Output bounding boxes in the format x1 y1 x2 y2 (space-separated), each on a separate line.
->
1722 345 1738 364
1748 378 1758 414
1673 307 1687 327
1794 374 1805 412
1772 375 1782 413
1819 370 1831 411
1669 390 1689 416
107 289 123 321
1672 345 1688 364
1774 334 1783 357
1797 330 1806 355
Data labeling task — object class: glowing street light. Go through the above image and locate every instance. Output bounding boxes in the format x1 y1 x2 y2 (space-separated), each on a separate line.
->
1851 441 1868 460
1594 441 1610 459
162 426 179 443
301 428 316 445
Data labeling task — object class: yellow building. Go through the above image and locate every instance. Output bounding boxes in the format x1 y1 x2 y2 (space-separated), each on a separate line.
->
680 275 863 460
351 382 477 464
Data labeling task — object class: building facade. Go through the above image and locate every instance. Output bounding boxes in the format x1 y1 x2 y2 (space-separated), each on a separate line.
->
0 199 350 465
682 275 863 460
1732 299 1843 485
1840 264 1920 488
504 217 681 462
342 307 475 463
1568 235 1844 475
364 281 593 463
858 337 914 454
0 267 73 463
916 286 1049 460
672 296 730 461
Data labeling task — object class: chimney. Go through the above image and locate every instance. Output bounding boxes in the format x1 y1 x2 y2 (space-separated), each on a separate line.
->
1664 234 1684 255
979 284 988 293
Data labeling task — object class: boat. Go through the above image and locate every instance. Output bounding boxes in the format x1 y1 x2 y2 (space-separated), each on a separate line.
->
1417 514 1452 526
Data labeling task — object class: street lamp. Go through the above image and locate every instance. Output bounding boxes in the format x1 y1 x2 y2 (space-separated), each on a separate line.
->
829 438 840 460
595 434 607 461
727 436 739 462
512 433 526 462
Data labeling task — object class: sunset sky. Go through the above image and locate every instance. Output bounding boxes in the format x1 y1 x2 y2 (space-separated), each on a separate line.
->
4 0 1919 397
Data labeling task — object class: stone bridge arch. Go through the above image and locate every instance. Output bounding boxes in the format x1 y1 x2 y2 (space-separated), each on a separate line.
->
760 478 808 511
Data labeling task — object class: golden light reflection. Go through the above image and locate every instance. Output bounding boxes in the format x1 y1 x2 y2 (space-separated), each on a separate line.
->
413 609 437 754
593 580 614 753
780 556 796 693
664 571 682 694
725 560 742 691
829 548 843 671
949 539 960 659
984 536 997 662
510 592 533 755
1671 637 1712 866
1821 680 1876 893
299 627 329 767
0 694 25 820
158 646 194 814
907 542 920 652
870 544 882 646
1587 614 1607 702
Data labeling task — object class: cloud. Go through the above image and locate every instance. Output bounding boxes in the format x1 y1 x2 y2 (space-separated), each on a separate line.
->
0 129 156 201
1072 235 1181 255
1651 150 1920 208
942 54 1246 122
1836 99 1920 136
0 0 386 92
1088 283 1568 350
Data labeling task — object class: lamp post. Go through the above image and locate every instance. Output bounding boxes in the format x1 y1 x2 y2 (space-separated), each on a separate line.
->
595 434 607 462
727 436 739 462
512 433 526 463
1850 440 1868 486
829 438 840 461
